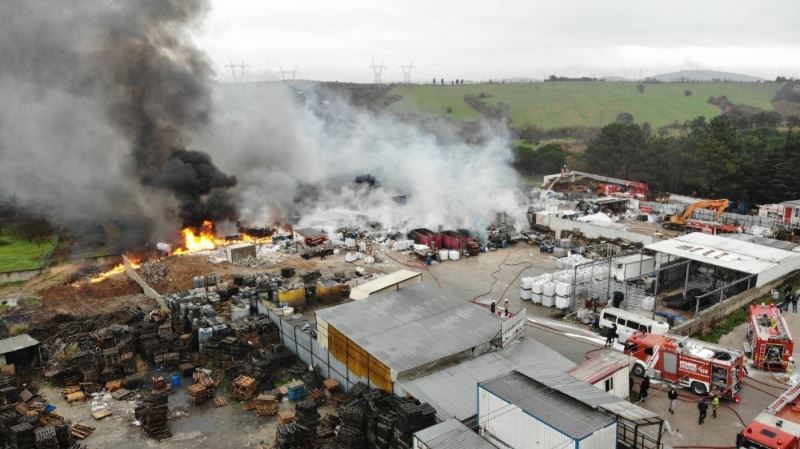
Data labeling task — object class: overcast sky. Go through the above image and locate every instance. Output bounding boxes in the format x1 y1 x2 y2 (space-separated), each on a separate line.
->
196 0 800 83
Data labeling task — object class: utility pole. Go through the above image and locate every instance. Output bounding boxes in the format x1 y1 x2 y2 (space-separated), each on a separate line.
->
369 60 387 84
224 61 238 80
238 60 251 79
279 66 300 81
399 61 414 84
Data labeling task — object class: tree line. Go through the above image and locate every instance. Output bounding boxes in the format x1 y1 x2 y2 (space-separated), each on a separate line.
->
584 116 800 206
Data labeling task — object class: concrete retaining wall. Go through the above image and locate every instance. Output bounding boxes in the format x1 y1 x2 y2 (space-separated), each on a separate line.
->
0 268 46 284
535 213 659 245
671 275 792 336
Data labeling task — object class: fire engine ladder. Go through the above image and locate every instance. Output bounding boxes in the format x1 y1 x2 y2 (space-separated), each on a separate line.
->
767 383 800 414
645 346 661 378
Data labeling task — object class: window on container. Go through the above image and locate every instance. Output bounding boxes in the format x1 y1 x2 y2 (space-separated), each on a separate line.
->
605 378 614 392
617 318 627 327
627 320 640 331
604 313 617 323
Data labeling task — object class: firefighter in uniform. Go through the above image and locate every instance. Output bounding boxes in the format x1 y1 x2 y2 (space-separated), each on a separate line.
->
787 357 796 381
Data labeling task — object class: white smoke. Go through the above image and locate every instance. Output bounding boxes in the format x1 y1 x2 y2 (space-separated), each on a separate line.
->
195 82 525 236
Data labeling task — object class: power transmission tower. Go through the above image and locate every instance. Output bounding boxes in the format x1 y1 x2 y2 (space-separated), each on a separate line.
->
369 60 387 84
224 60 238 79
238 60 251 79
279 66 300 81
399 61 414 84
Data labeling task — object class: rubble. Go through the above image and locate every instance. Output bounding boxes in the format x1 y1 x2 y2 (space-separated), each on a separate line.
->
134 392 171 440
138 261 169 285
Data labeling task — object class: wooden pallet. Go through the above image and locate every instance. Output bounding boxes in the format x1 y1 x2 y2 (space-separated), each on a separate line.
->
70 423 95 440
213 396 227 407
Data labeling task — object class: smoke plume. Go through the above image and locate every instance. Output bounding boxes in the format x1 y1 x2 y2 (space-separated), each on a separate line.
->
0 0 236 239
194 84 524 236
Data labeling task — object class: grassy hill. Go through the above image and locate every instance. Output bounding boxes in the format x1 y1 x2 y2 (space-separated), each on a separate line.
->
0 232 57 273
388 81 781 129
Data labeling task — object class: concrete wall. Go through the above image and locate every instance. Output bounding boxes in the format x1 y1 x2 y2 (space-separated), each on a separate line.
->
536 213 659 245
0 268 45 284
672 274 793 336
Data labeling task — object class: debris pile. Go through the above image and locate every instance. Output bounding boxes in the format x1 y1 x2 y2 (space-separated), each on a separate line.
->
139 262 169 284
231 375 258 401
333 382 436 449
134 392 171 440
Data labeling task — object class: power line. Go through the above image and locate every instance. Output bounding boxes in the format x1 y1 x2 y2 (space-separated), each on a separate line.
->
238 60 250 78
369 60 387 84
224 60 238 79
399 60 414 84
279 66 300 81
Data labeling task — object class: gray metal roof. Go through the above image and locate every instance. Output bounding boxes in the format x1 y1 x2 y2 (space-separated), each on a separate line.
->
316 284 502 374
0 334 39 355
479 371 615 440
398 332 576 421
723 233 800 252
414 419 497 449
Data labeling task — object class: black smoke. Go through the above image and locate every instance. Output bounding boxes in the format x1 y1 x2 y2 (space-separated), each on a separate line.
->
101 0 238 227
0 0 238 239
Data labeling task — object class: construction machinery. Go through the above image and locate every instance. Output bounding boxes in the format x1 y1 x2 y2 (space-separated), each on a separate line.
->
624 331 744 400
541 167 650 199
747 303 794 371
662 198 730 231
738 383 800 449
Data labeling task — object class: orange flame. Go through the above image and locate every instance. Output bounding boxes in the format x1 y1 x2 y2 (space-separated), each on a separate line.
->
86 255 142 284
174 220 225 254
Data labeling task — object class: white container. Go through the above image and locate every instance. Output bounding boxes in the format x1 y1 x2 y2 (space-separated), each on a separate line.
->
345 252 358 262
449 250 460 260
555 282 572 297
531 280 544 294
520 288 532 301
553 247 568 258
532 293 543 304
345 238 356 248
542 295 555 307
542 282 556 297
556 296 572 309
439 249 449 261
559 238 571 248
521 277 534 290
231 303 249 322
540 273 553 281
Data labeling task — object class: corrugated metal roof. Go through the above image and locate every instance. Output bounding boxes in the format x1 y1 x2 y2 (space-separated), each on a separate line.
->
349 269 422 300
645 232 800 274
414 419 497 449
479 371 615 440
723 233 800 252
0 334 39 355
399 333 576 421
567 350 630 385
316 284 502 374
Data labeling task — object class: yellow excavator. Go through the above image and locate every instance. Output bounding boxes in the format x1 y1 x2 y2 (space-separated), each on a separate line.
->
662 199 729 230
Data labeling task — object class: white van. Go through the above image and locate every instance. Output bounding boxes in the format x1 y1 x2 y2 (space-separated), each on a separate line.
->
598 307 669 344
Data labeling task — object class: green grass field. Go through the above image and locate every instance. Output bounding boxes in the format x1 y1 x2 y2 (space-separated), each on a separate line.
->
0 232 57 272
389 81 781 129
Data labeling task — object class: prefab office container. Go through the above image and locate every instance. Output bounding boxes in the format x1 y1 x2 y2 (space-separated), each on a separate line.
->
478 371 617 449
610 254 655 281
410 229 442 250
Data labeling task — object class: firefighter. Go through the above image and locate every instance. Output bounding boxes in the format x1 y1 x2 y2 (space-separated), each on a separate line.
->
698 398 708 425
606 323 618 347
490 300 496 315
711 394 720 418
787 357 796 380
639 375 650 403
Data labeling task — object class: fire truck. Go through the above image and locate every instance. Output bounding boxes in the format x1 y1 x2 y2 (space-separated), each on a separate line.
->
624 332 745 399
737 383 800 449
747 303 794 371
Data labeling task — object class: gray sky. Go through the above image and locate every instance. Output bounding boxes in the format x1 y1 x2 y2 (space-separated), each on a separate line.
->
197 0 800 83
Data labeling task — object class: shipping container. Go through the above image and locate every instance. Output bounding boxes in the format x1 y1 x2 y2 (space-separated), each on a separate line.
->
410 228 442 250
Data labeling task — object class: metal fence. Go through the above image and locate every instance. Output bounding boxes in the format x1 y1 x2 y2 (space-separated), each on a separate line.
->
261 305 362 393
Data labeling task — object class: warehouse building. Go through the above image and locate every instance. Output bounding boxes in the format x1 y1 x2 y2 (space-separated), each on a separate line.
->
478 371 617 449
646 232 800 287
315 284 504 392
398 335 574 421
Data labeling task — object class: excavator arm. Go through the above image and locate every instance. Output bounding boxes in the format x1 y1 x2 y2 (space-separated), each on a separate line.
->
666 199 729 229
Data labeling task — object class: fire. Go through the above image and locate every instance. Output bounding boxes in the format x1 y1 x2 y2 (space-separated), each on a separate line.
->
83 255 142 285
174 220 224 254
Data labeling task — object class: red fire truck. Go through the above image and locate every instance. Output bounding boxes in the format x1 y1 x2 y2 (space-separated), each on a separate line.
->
738 383 800 449
748 303 794 371
624 332 745 399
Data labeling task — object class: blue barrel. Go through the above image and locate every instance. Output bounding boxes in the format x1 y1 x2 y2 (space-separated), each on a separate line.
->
171 373 181 387
426 256 432 266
